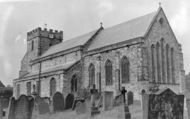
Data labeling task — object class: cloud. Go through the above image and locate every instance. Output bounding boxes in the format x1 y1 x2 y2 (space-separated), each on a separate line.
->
170 1 190 36
0 5 14 56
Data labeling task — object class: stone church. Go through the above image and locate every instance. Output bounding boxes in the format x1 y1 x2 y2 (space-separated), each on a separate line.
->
13 7 185 105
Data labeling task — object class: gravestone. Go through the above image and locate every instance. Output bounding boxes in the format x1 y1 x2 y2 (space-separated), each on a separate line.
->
186 99 190 119
8 97 16 119
8 95 34 119
53 92 64 112
75 101 87 114
142 88 184 119
65 93 74 109
35 96 50 114
72 97 85 110
113 94 123 107
104 91 113 111
14 95 30 119
28 96 34 119
127 91 133 105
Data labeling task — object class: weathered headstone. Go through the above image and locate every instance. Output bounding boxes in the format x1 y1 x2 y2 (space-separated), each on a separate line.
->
143 88 184 119
35 96 50 114
127 91 133 105
75 101 87 114
104 91 113 111
65 93 74 109
8 97 16 119
186 99 190 119
53 92 64 112
28 96 34 119
113 94 123 107
14 95 30 119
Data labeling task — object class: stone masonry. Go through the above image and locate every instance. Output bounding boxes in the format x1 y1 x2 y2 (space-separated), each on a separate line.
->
13 7 185 110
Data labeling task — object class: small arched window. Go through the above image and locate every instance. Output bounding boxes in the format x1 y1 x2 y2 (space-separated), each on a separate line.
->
71 75 78 92
50 78 56 96
105 60 113 85
121 56 130 83
88 63 95 87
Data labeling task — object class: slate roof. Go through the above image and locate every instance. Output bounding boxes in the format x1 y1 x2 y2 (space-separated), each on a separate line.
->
41 30 97 57
87 11 157 51
41 10 157 57
25 60 78 77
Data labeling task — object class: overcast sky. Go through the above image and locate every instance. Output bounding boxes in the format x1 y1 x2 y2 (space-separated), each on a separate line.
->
0 0 190 85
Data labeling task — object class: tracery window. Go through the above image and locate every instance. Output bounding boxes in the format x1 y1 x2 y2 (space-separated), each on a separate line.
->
105 59 113 85
121 56 130 83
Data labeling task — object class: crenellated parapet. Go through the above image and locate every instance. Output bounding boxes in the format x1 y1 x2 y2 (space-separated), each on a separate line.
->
27 27 63 41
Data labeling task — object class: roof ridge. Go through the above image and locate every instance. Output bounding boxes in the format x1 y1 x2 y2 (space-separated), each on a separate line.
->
39 9 158 58
104 11 157 30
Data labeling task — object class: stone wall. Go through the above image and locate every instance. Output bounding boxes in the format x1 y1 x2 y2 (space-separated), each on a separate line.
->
83 42 144 100
144 9 184 94
19 27 63 78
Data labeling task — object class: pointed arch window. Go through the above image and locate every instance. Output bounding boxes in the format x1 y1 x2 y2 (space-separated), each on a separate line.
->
50 78 56 96
161 39 165 83
89 63 95 87
171 48 175 83
71 75 78 92
121 56 130 83
156 42 161 83
166 44 170 83
151 44 155 82
105 60 113 85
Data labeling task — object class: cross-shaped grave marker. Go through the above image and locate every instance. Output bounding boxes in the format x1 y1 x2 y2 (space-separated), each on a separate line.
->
121 87 131 119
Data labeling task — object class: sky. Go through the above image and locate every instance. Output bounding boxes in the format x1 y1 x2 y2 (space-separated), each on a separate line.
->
0 0 190 86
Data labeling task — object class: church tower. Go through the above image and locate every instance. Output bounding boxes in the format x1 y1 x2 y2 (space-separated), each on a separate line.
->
27 27 63 59
19 27 63 77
